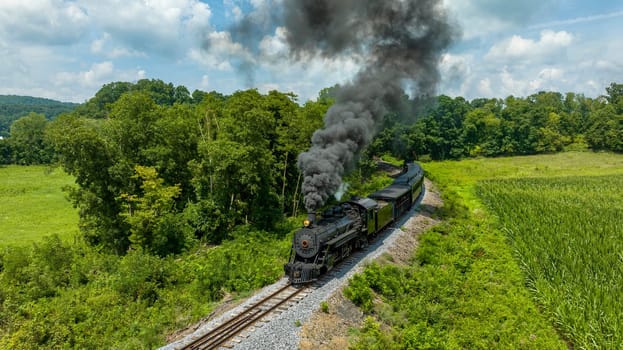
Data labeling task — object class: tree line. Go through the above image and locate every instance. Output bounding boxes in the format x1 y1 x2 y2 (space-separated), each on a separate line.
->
0 95 78 138
370 82 623 160
1 79 622 256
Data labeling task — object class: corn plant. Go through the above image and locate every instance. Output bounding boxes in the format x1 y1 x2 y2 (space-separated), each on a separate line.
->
477 175 623 349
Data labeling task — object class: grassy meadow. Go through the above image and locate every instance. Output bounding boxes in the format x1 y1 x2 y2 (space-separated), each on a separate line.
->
0 165 78 246
425 151 623 349
424 151 623 210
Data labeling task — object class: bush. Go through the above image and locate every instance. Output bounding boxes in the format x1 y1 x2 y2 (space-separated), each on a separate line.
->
0 209 299 349
113 250 170 304
343 273 374 313
183 199 233 244
349 316 397 350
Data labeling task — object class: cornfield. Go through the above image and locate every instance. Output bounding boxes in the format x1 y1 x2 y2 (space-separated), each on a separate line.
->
477 175 623 349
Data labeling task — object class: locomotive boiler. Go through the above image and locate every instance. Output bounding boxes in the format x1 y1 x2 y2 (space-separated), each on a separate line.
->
285 162 424 284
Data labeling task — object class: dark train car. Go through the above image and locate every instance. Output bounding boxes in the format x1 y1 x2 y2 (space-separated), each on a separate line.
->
347 197 378 236
374 200 394 233
368 184 411 219
369 163 424 220
347 196 394 238
393 162 425 205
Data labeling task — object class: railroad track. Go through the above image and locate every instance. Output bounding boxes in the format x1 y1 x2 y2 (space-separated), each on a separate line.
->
182 283 308 350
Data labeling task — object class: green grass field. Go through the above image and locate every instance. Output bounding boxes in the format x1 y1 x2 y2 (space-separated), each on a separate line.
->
424 151 623 210
424 151 623 349
0 165 78 246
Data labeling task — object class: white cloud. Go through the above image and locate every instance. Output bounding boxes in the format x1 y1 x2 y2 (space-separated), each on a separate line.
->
90 33 145 58
55 61 145 92
259 27 288 59
530 10 623 30
477 78 493 97
56 61 115 87
439 53 471 96
189 30 256 71
444 0 558 39
189 48 234 71
0 0 88 45
232 6 243 21
200 75 210 89
538 67 564 81
81 0 212 56
206 31 253 59
256 54 362 101
486 30 573 62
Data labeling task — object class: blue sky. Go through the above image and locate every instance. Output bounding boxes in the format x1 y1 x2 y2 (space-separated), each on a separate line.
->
0 0 622 103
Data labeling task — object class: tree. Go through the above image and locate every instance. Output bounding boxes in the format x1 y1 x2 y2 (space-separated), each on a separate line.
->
173 85 192 104
8 113 53 164
73 81 132 118
118 166 190 256
134 79 176 105
419 95 470 160
462 107 502 156
45 114 128 253
605 82 623 113
0 137 11 164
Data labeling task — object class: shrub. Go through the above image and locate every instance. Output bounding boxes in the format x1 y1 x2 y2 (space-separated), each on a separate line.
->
343 273 374 313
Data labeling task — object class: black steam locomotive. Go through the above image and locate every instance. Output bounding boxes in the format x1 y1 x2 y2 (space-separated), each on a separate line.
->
285 163 424 284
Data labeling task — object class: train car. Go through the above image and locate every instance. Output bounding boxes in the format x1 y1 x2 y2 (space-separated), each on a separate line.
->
368 163 424 219
395 162 425 205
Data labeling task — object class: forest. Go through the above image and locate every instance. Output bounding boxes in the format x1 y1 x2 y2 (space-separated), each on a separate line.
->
1 79 622 348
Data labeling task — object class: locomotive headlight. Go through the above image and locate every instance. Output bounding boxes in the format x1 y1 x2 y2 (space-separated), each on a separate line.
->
303 219 310 227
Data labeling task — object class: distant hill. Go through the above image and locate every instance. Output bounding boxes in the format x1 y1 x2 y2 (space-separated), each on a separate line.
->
0 95 80 137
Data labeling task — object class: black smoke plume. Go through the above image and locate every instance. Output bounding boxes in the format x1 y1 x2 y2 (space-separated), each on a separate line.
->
286 0 458 211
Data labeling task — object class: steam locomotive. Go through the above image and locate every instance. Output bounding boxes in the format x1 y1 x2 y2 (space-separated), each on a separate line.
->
285 163 424 284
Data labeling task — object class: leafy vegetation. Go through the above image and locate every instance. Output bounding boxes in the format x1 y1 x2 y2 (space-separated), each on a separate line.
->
3 76 623 349
4 81 623 166
0 225 294 349
345 152 623 349
345 196 566 349
478 175 623 349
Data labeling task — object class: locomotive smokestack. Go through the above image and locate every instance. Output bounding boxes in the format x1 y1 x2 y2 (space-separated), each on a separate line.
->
305 212 316 227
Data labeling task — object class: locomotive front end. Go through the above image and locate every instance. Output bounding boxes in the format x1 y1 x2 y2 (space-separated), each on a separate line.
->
284 213 324 284
284 261 321 284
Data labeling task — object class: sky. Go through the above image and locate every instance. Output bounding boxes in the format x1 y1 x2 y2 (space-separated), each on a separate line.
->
0 0 622 103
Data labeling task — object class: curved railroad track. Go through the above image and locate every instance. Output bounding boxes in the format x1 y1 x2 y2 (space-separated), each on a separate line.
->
182 283 308 350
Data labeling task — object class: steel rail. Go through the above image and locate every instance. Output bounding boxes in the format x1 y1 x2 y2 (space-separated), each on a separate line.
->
183 283 306 350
